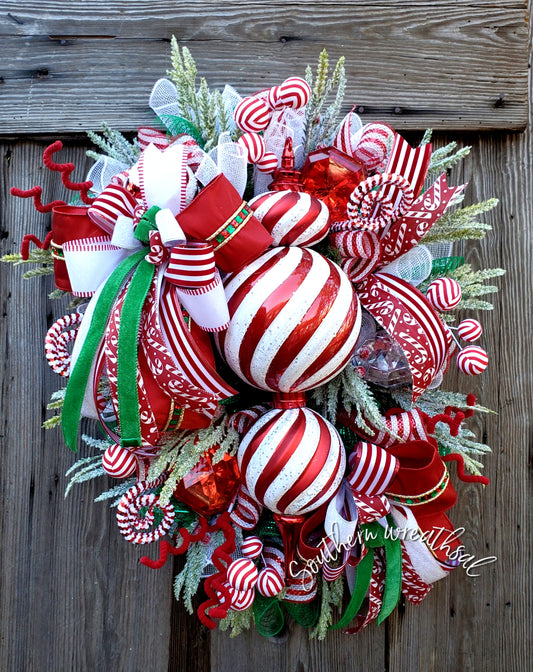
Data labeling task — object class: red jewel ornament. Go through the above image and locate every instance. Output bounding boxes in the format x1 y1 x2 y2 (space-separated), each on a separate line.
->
269 137 305 192
173 448 240 516
300 146 367 223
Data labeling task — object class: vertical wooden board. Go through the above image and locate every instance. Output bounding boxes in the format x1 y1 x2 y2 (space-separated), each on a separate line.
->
387 129 532 670
0 142 174 672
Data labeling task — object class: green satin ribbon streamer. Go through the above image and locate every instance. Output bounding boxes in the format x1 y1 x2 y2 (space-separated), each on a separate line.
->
116 207 160 448
330 521 402 630
61 206 161 451
61 249 146 450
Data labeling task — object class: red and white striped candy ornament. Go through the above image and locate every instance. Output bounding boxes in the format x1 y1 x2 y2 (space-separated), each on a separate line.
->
352 122 395 172
116 478 174 544
229 586 256 611
257 567 285 597
457 345 489 375
255 152 278 173
226 558 259 592
457 318 483 342
102 443 137 478
277 77 311 109
249 190 330 247
238 407 346 516
217 246 361 393
234 97 271 133
426 277 462 311
266 85 281 110
241 536 263 560
44 312 84 377
236 132 266 163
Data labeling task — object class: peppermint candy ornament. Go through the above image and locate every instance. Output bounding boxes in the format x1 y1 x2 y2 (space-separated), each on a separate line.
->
237 132 266 163
234 97 270 132
229 586 256 611
255 152 278 173
249 190 330 247
238 407 346 515
277 76 311 109
457 345 489 375
241 536 263 560
102 443 137 478
457 318 483 342
257 567 285 597
217 246 361 393
226 558 259 592
426 277 462 311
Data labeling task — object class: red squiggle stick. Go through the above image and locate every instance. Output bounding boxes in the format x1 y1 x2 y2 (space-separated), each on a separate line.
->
442 453 490 486
139 515 210 570
42 141 95 205
20 232 54 260
10 186 66 213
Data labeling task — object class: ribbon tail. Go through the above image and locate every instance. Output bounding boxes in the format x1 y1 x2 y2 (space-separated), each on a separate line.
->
330 547 374 630
117 260 156 447
62 249 146 450
377 530 403 625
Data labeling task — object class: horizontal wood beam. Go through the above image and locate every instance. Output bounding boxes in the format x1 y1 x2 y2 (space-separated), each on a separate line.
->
0 1 529 134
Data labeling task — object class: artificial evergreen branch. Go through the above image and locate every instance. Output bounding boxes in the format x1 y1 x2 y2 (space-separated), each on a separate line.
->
1 248 54 278
94 479 137 505
219 605 254 637
86 123 139 165
174 534 216 613
310 576 344 639
426 137 471 177
422 199 498 244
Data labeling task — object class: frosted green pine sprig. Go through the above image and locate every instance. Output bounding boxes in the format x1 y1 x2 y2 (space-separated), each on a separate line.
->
1 248 54 278
310 576 344 640
422 199 498 244
219 605 254 637
433 424 491 475
311 365 390 437
87 122 139 165
304 49 346 153
149 414 241 506
422 131 472 177
42 388 65 429
94 479 137 506
174 531 218 613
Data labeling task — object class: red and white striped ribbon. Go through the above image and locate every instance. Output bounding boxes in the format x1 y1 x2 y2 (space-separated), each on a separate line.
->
348 442 399 496
330 229 381 283
164 242 216 288
137 127 171 151
88 184 139 235
230 485 262 530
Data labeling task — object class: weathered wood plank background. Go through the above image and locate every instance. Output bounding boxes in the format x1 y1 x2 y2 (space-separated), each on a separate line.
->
0 1 531 671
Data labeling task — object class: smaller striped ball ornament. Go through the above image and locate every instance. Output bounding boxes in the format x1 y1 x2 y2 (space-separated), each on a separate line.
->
426 278 462 312
457 345 489 375
241 536 264 560
266 86 281 110
249 190 330 247
229 586 256 611
256 152 279 173
457 319 483 342
237 132 266 163
226 558 259 592
102 444 137 478
234 97 270 133
278 77 311 109
257 567 285 597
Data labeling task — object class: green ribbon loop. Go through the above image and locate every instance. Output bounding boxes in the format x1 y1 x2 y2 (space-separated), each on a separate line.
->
253 594 285 637
330 520 402 630
61 249 146 450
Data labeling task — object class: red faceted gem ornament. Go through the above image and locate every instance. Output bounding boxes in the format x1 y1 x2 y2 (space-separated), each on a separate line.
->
174 448 240 516
300 147 367 223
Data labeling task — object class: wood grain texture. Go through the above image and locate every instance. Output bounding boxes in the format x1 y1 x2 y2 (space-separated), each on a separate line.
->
0 1 528 133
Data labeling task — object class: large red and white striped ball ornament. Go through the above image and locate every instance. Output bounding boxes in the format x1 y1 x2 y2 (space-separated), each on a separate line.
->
457 345 489 375
102 444 137 478
217 246 361 392
241 535 264 560
278 77 311 109
249 190 331 247
238 407 346 516
237 132 266 163
257 567 285 597
226 558 259 592
457 318 483 342
426 277 462 312
234 97 271 133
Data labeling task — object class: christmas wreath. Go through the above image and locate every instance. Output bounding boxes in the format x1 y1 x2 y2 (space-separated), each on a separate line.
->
3 42 504 638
